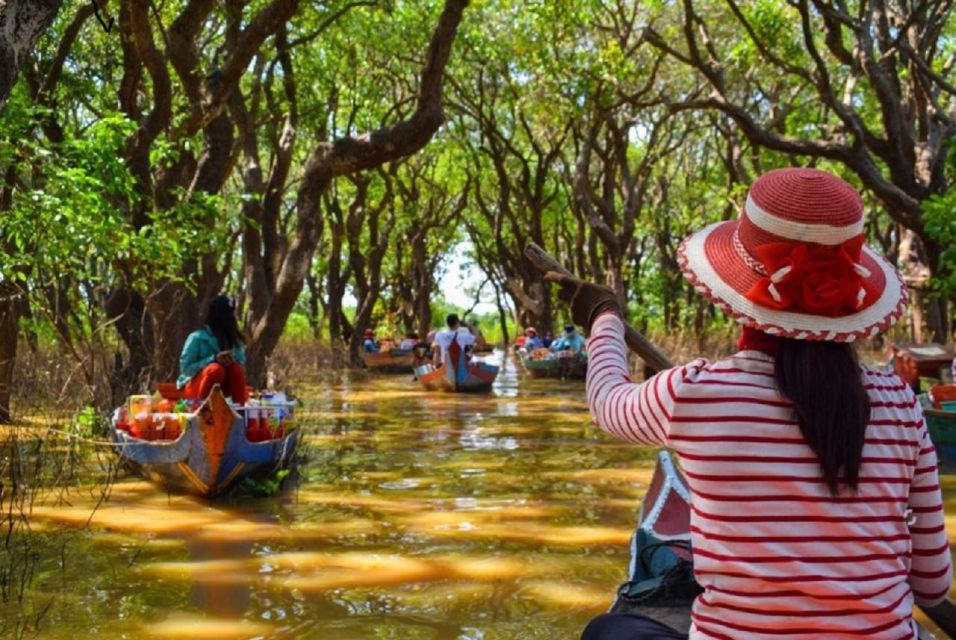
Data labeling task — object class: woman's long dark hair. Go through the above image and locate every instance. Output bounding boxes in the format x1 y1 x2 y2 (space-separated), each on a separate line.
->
205 295 244 351
774 339 870 496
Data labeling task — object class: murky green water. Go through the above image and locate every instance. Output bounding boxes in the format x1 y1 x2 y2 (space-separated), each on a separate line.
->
19 353 666 639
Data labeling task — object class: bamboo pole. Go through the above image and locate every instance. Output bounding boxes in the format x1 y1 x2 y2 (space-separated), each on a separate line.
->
523 242 674 372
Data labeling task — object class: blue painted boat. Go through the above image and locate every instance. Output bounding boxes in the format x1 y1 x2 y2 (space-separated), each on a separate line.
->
415 339 498 392
112 385 298 497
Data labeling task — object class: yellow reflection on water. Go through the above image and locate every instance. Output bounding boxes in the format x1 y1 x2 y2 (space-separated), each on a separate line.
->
147 615 273 639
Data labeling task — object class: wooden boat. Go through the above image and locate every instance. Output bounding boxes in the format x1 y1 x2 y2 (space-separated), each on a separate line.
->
415 339 498 393
922 385 956 465
520 350 587 380
609 451 696 632
111 385 299 497
609 451 938 638
892 342 955 390
361 349 417 374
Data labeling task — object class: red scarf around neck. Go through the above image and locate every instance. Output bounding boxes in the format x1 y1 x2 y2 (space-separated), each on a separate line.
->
737 325 781 355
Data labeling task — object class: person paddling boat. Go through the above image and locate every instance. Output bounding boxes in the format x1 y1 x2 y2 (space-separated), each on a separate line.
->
546 168 956 640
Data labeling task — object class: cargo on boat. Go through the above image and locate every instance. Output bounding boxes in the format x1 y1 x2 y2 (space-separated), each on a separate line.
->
112 385 298 497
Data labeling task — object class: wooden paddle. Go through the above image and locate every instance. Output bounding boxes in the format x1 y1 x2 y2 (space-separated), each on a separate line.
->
525 241 956 638
524 242 673 372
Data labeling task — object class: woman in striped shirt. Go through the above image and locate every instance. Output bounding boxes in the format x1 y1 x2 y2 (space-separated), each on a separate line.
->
548 169 954 640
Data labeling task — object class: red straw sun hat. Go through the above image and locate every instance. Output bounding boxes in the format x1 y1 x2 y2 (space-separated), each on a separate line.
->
678 168 906 342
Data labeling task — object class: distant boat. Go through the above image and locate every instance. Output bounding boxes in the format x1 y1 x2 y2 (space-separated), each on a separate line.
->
519 350 587 380
415 339 498 392
922 385 956 465
112 385 298 497
361 349 417 374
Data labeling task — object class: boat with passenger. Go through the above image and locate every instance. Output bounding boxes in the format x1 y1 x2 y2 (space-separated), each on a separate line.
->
111 384 298 497
416 346 498 392
520 348 587 380
361 349 418 373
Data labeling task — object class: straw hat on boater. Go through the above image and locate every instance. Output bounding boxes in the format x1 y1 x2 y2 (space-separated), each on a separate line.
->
677 167 906 342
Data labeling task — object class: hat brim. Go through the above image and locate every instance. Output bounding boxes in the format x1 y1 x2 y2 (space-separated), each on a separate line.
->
678 221 906 342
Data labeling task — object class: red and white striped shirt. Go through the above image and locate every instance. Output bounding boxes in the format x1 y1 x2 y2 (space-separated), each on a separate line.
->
587 313 952 640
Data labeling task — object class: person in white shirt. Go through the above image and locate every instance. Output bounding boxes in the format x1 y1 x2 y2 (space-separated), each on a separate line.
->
398 331 419 351
432 314 475 367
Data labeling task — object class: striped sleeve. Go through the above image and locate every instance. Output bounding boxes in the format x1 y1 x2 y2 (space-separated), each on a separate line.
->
585 312 704 447
907 403 953 606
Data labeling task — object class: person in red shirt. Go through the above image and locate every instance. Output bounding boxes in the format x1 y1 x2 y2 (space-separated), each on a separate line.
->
548 168 955 640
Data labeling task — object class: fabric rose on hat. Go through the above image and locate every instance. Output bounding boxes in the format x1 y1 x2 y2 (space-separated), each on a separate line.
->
745 237 880 317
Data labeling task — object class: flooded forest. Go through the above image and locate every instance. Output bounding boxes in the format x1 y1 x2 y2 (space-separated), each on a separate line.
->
0 1 955 639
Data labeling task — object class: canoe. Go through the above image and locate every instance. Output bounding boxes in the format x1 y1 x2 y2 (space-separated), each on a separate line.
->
112 385 298 497
921 385 956 465
415 338 498 393
361 349 417 374
520 351 587 380
609 451 937 638
892 342 955 389
609 451 697 633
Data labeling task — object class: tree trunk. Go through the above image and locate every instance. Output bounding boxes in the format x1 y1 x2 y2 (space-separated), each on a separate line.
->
105 286 155 402
0 0 63 111
411 234 434 338
0 281 20 424
898 228 933 342
242 0 469 381
510 281 553 335
494 284 509 346
306 273 322 340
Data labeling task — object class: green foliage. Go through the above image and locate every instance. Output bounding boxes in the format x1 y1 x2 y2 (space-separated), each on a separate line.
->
924 190 956 299
3 0 954 373
230 468 291 497
0 110 214 294
68 406 107 439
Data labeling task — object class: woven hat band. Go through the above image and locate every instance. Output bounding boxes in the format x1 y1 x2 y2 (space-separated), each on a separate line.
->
744 194 863 246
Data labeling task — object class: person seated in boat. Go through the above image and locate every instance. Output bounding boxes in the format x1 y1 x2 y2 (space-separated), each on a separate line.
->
542 331 554 349
523 327 542 351
178 294 248 405
362 329 379 353
547 169 956 640
432 313 476 367
549 323 585 355
398 331 419 351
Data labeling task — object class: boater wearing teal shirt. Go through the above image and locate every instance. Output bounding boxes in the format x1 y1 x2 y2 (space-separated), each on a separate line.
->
550 324 586 354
